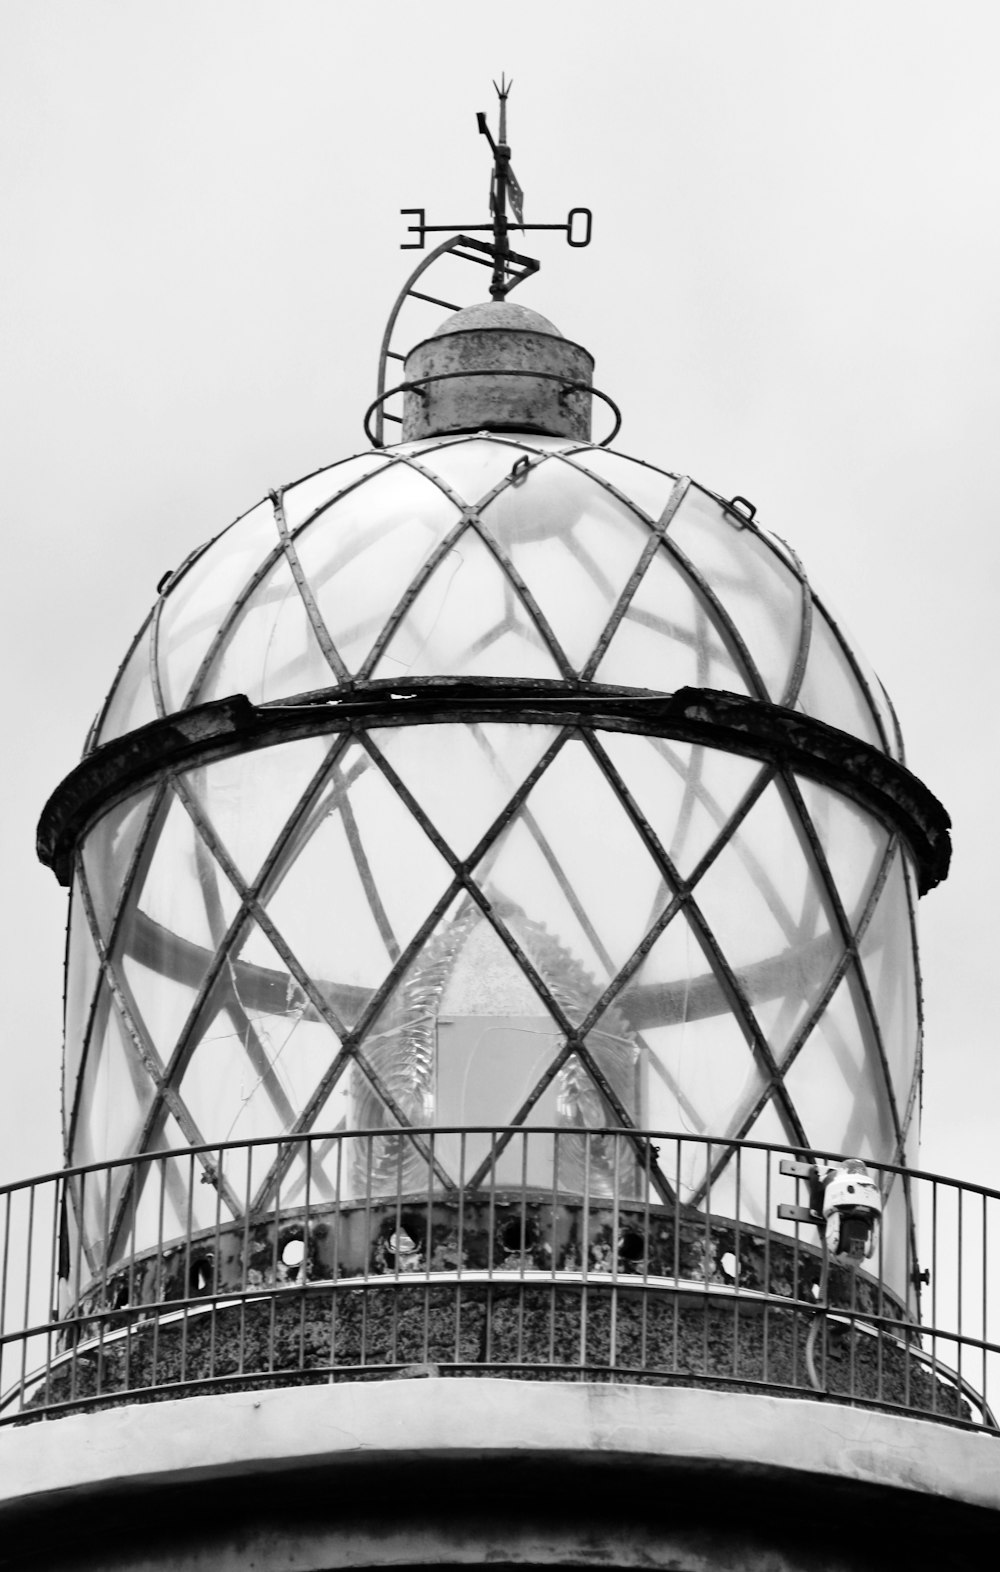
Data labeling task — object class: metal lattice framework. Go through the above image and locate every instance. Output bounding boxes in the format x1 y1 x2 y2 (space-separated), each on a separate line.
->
52 434 930 1291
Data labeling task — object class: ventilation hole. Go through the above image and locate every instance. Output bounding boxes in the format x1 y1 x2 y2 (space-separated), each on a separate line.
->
618 1229 645 1263
500 1216 529 1253
720 1251 739 1280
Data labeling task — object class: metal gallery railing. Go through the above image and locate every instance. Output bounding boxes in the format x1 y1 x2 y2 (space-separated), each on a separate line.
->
0 1128 997 1431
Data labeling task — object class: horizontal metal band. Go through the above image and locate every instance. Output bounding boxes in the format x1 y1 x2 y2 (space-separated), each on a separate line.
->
37 681 951 893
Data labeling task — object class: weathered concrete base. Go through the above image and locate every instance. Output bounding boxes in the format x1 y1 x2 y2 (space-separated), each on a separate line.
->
0 1380 997 1571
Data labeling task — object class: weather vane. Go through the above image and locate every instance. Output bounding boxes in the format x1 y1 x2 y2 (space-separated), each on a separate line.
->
400 76 592 300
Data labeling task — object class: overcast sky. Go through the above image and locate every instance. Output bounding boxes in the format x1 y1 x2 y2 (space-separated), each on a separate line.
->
1 1 998 1194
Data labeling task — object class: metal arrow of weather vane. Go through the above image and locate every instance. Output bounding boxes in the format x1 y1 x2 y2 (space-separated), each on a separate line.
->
400 76 593 301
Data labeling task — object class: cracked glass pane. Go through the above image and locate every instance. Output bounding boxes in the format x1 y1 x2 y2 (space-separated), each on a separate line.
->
182 735 332 887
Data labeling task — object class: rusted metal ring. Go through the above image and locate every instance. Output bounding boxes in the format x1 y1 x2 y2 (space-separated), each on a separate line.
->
37 682 951 894
363 370 622 449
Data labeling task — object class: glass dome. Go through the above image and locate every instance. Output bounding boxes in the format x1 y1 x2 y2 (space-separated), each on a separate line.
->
60 431 923 1283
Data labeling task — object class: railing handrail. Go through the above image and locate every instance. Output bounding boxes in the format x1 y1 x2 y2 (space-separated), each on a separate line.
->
3 1128 998 1207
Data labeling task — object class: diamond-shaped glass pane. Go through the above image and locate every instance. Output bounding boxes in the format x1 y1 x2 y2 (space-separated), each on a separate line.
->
198 549 337 705
596 732 764 879
401 437 542 506
372 524 563 680
692 779 841 1061
156 499 281 710
64 879 103 1102
263 740 453 1029
594 542 752 694
175 918 341 1150
82 787 156 941
668 487 803 702
795 604 883 750
74 984 157 1171
181 735 332 886
602 909 765 1157
478 460 652 670
282 453 389 531
858 848 918 1116
562 449 680 524
295 460 462 674
477 738 668 1023
793 775 890 931
368 721 559 860
784 966 894 1160
131 791 243 950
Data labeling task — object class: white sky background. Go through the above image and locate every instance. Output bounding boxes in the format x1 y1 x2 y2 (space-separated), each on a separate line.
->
0 0 998 1196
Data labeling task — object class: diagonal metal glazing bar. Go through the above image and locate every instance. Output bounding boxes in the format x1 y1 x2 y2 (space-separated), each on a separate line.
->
355 515 480 680
65 782 168 1151
580 729 808 1147
37 685 952 895
112 735 348 1173
272 489 352 685
461 1041 674 1205
570 736 773 1027
336 773 402 963
169 777 456 1200
773 535 813 711
360 733 667 1186
391 449 578 682
188 809 301 1128
281 453 397 552
149 595 169 718
73 859 248 1254
695 831 902 1207
780 768 905 1153
692 791 906 1210
581 477 692 679
251 878 472 1206
179 459 404 709
655 530 771 704
137 722 574 1217
812 589 895 758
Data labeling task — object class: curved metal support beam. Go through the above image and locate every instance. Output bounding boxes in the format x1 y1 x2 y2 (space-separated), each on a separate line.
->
37 682 951 894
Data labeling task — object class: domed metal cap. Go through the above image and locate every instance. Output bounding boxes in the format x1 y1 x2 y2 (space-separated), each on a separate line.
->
401 300 594 441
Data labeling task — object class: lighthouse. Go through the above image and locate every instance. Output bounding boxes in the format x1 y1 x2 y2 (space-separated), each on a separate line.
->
1 90 997 1572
